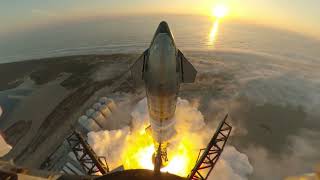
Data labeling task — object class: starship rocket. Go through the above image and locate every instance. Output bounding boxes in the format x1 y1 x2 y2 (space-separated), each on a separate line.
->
131 21 197 163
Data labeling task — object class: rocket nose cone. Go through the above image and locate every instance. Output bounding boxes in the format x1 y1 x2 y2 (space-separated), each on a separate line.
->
151 21 175 45
156 21 171 34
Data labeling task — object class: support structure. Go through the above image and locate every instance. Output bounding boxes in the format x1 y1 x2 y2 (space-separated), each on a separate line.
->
66 131 109 175
188 114 232 180
154 143 162 174
153 142 168 174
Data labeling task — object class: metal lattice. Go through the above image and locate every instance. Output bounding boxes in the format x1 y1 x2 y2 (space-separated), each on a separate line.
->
189 114 232 180
66 131 109 175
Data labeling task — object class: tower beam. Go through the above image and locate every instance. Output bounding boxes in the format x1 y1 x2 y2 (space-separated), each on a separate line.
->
66 131 109 175
188 114 232 180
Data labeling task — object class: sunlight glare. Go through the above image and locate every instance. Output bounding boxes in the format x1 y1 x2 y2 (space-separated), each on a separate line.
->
212 5 228 18
208 20 219 46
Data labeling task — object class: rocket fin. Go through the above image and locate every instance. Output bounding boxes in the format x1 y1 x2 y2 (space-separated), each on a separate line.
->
131 49 148 85
178 49 197 83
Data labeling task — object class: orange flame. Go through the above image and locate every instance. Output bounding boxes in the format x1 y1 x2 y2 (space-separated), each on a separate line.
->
121 129 199 177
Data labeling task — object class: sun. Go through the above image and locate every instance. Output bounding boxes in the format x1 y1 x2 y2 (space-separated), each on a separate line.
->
212 5 229 18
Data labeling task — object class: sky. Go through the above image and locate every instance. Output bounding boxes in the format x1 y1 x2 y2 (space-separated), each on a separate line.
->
1 0 319 38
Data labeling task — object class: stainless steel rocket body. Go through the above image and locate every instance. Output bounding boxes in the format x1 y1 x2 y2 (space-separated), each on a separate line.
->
145 32 179 142
131 21 197 144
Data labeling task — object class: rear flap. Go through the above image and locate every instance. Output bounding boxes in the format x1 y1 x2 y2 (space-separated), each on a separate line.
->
131 49 148 85
178 49 197 83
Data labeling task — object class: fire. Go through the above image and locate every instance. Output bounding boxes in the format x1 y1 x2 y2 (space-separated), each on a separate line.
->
121 127 198 177
121 127 154 170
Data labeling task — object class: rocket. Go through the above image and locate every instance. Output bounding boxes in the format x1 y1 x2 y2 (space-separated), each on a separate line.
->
131 21 197 165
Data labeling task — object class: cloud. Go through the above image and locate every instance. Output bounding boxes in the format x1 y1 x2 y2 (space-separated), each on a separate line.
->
87 127 130 169
243 129 320 179
210 146 253 180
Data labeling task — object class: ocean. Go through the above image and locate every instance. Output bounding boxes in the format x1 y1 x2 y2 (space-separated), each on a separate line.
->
0 15 319 63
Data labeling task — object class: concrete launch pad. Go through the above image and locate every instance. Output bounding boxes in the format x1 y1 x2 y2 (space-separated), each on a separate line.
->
96 169 185 180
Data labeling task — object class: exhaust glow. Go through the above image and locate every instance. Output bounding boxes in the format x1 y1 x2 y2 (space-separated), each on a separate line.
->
122 128 198 177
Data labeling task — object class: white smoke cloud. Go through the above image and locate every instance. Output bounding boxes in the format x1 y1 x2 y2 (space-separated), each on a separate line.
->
243 129 320 179
211 146 253 180
174 98 206 132
88 127 130 169
88 97 253 179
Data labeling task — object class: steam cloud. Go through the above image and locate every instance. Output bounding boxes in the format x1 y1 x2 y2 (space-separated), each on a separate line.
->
88 98 253 179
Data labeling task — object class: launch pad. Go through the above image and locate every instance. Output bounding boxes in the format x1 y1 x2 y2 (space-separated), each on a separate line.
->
96 169 185 180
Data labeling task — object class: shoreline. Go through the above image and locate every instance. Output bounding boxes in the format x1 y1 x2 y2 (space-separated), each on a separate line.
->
0 54 137 168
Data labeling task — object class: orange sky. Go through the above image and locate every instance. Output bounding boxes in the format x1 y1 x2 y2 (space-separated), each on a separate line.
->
1 0 319 39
